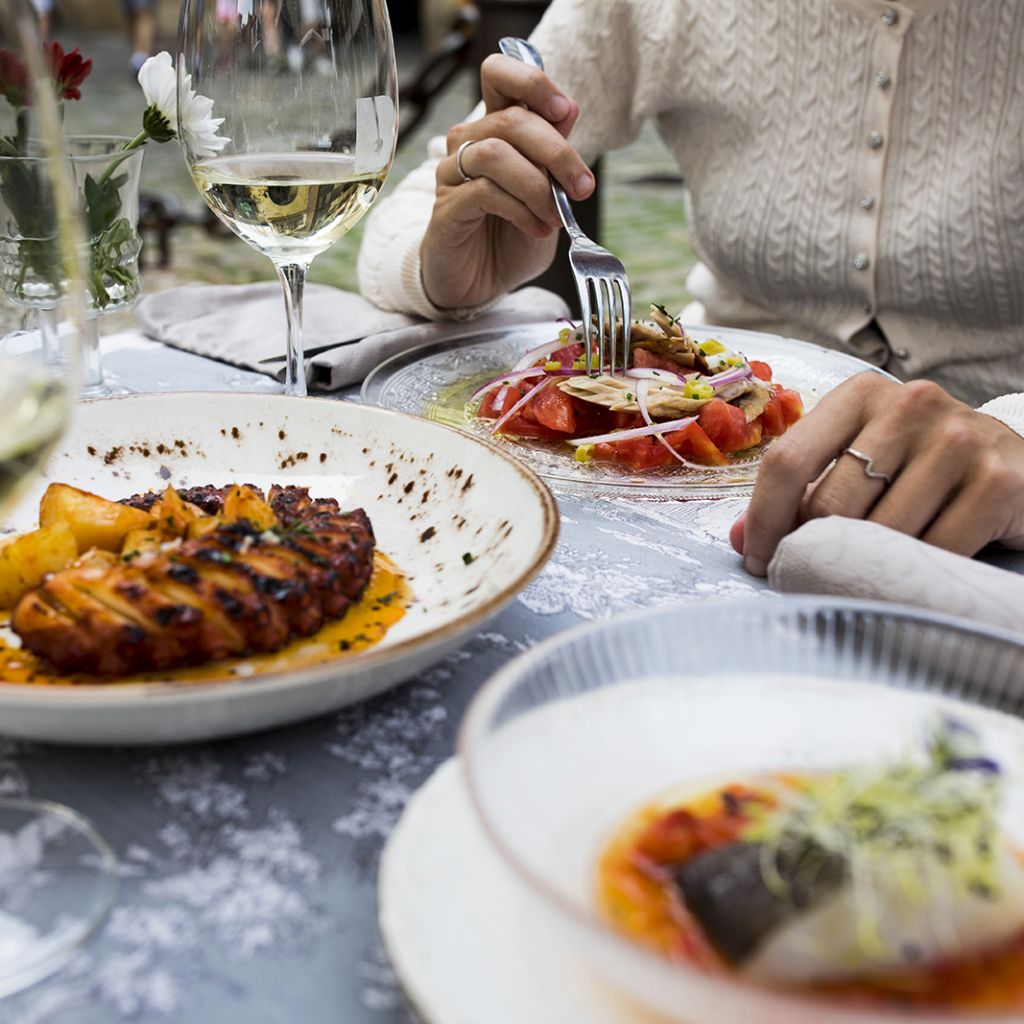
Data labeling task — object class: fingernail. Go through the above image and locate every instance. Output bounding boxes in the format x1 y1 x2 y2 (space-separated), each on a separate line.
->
744 555 767 577
549 95 571 120
573 171 594 197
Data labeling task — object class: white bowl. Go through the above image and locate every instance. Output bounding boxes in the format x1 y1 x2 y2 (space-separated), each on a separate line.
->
0 393 558 744
460 598 1024 1024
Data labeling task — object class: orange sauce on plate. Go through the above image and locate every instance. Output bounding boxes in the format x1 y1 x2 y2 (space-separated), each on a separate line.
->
0 551 409 686
597 779 1024 1012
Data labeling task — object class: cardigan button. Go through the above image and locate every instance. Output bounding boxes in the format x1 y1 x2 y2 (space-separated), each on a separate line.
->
875 71 892 89
867 131 884 149
881 8 899 26
861 302 873 315
894 348 909 360
853 253 870 271
859 194 875 211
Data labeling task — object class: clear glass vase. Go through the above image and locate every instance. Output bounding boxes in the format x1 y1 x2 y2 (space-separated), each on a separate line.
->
0 136 144 392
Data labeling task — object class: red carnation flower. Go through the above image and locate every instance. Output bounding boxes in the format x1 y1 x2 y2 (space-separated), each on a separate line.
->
0 49 30 107
43 42 92 101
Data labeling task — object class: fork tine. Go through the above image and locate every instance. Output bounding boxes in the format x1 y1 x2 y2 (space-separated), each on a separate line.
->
616 276 632 372
606 278 619 378
578 277 594 375
595 277 611 376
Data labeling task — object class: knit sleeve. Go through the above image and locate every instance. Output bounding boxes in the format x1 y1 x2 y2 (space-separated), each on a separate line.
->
977 393 1024 441
357 0 655 320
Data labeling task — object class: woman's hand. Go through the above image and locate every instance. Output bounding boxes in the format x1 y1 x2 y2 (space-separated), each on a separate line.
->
730 374 1024 574
419 54 595 311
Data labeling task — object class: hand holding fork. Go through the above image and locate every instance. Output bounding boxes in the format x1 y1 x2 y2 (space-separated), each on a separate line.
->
420 36 631 371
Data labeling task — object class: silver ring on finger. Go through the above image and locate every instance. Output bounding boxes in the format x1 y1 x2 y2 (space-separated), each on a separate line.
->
455 139 478 183
842 446 894 485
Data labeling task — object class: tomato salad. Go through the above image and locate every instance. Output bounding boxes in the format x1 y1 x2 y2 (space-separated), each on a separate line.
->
473 305 803 471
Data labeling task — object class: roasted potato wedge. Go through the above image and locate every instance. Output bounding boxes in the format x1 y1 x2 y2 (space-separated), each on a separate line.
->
222 485 278 531
39 483 152 553
186 516 221 540
0 523 78 609
120 528 164 560
149 486 198 538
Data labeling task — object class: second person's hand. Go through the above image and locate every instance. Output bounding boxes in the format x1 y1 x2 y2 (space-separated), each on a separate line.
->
730 374 1024 573
419 53 595 312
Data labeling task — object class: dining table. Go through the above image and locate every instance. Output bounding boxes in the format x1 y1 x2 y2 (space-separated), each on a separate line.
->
5 329 1024 1024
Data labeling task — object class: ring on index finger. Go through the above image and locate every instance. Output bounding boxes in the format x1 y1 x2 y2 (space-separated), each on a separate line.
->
455 139 478 183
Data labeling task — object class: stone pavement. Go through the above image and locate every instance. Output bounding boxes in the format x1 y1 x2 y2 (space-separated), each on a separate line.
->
3 28 695 338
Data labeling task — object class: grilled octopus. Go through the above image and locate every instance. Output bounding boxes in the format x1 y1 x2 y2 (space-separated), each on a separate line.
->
12 486 375 677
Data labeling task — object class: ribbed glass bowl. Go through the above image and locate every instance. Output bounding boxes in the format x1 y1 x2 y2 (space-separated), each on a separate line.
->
459 597 1024 1024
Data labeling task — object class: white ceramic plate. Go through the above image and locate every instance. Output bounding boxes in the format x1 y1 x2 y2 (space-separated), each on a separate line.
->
362 323 896 498
379 756 665 1024
0 394 558 745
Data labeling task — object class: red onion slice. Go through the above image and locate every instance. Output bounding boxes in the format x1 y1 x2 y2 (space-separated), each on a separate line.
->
624 367 695 387
567 414 698 448
706 364 753 389
469 368 546 404
634 379 690 466
510 335 580 372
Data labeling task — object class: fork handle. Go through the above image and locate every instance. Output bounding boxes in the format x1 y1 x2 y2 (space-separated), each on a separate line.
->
498 37 584 240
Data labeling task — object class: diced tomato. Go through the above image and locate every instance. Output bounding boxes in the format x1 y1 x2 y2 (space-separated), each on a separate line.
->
480 384 569 439
497 416 568 439
664 421 729 466
759 386 803 438
632 348 688 374
547 342 585 367
698 398 759 453
568 395 613 435
761 392 787 437
593 435 676 470
530 386 576 434
593 420 730 469
634 809 702 864
749 360 773 381
776 386 804 426
478 384 523 420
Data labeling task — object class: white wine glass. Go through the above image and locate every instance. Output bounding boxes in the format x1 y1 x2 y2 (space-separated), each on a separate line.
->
0 0 119 997
178 0 399 396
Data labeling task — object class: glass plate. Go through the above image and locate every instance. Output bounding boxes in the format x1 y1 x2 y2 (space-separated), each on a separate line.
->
361 323 895 498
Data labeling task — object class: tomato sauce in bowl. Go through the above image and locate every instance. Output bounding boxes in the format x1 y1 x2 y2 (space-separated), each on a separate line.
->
596 779 1024 1013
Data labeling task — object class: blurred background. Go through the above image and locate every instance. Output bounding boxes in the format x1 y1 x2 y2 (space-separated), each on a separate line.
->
13 0 695 333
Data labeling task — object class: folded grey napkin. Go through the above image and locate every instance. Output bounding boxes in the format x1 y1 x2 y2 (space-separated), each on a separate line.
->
769 518 1024 634
135 282 570 390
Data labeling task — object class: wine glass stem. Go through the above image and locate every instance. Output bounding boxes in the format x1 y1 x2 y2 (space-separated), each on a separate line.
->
276 262 308 397
37 306 61 365
82 317 103 391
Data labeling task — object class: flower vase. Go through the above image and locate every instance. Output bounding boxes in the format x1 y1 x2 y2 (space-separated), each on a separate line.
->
0 136 144 392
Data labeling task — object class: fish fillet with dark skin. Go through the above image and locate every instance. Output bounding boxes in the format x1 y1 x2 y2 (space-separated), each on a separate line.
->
12 486 375 676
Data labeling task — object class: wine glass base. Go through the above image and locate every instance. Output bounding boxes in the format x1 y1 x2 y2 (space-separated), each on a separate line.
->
0 799 118 997
81 381 133 399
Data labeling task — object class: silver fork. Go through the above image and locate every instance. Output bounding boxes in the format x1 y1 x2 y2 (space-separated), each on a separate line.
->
498 37 632 377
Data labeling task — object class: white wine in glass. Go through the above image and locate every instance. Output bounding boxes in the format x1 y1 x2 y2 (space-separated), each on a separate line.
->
180 0 399 396
0 0 118 996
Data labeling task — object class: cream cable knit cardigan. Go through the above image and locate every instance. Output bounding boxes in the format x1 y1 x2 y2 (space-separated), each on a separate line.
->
358 0 1024 432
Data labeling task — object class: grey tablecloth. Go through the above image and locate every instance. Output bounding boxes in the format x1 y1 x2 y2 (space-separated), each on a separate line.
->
6 331 1024 1024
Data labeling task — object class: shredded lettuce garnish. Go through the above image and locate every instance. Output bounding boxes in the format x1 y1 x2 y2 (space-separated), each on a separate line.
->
743 717 1004 955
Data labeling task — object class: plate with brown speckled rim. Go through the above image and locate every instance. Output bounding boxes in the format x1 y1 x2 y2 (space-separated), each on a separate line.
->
362 322 897 499
0 393 558 745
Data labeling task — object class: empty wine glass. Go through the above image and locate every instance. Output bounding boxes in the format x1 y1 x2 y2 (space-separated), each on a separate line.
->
0 0 118 996
179 0 399 396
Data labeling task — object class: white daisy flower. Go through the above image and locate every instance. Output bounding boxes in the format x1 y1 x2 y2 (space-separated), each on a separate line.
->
138 51 228 158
